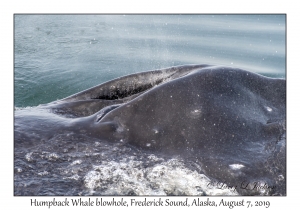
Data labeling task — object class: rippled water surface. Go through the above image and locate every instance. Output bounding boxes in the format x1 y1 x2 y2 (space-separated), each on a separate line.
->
14 14 285 107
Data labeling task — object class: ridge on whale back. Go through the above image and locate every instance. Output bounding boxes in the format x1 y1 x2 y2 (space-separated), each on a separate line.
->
14 64 286 195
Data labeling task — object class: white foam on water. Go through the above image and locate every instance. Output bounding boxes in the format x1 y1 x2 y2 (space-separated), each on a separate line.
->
64 174 81 181
83 156 238 196
37 171 49 176
16 167 23 173
14 106 36 111
40 152 60 161
70 159 83 166
25 152 33 162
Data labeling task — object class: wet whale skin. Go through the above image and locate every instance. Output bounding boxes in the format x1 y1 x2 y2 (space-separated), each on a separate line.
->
14 65 286 195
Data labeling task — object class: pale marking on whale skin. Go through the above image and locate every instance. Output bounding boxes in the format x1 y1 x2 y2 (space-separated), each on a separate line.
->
229 164 245 170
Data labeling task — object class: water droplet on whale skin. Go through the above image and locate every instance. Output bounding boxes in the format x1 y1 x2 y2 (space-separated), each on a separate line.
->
153 128 159 134
266 106 272 112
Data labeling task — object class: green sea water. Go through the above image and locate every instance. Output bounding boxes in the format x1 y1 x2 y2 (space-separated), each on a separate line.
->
14 14 286 107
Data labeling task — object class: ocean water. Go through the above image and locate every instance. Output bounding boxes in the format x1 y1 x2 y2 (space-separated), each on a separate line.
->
14 14 285 108
14 15 286 196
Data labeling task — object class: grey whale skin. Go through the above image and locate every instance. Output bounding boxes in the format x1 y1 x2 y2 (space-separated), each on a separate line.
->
14 65 286 195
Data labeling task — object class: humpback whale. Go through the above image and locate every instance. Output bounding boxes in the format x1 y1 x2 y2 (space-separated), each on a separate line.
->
14 65 286 195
